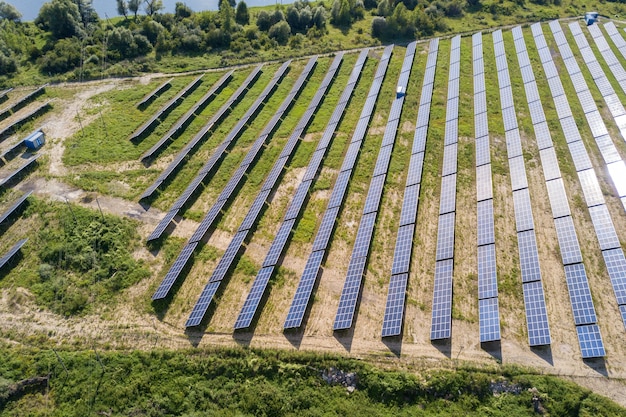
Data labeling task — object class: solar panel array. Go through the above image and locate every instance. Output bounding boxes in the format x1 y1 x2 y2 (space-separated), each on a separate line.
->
380 39 439 338
547 21 626 331
0 190 32 226
181 53 345 321
129 74 204 142
147 61 298 242
587 24 626 97
473 32 500 343
429 35 461 341
567 22 626 211
604 22 626 62
0 102 51 141
140 71 234 161
493 29 551 347
136 78 173 109
333 43 417 332
283 46 395 331
0 154 40 188
0 88 11 104
516 25 604 358
233 50 369 330
0 238 27 270
140 65 264 200
0 84 48 122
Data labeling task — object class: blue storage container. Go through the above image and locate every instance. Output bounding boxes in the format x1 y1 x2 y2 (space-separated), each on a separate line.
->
23 130 45 150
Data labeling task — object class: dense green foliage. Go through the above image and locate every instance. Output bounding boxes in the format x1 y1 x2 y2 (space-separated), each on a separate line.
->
16 198 150 316
0 346 624 416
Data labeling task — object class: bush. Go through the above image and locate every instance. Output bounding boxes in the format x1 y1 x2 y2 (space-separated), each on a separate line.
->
0 50 16 74
38 37 81 74
235 1 250 25
268 20 291 44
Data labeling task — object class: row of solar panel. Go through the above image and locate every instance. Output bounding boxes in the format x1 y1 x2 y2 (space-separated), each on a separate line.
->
0 190 32 227
155 55 345 305
129 74 204 142
0 238 27 271
140 71 234 161
0 102 51 141
140 65 265 200
136 78 173 109
0 84 47 123
0 155 40 188
381 40 439 338
234 51 370 330
147 59 316 242
182 53 348 325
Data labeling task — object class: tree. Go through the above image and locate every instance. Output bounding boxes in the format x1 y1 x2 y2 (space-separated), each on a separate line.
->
268 20 290 44
330 0 351 26
257 10 271 31
36 0 83 39
0 1 21 21
235 1 249 25
116 0 128 19
128 0 140 19
219 0 233 33
371 16 386 38
144 0 163 16
175 2 192 19
73 0 97 27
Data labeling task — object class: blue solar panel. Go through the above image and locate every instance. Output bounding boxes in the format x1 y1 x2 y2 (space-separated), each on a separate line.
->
518 50 531 69
234 265 275 329
477 199 496 247
430 259 453 340
577 169 605 207
413 125 428 154
560 117 580 144
475 136 491 167
595 134 622 164
523 81 540 105
351 212 376 259
534 121 553 150
498 70 511 90
518 230 542 283
576 324 606 358
513 188 535 233
607 161 626 197
262 218 295 267
284 249 325 329
381 273 408 337
399 183 420 227
444 121 458 146
552 94 572 119
363 174 386 215
479 297 501 342
564 263 598 326
152 241 198 300
474 91 487 115
0 191 32 226
209 230 248 283
502 106 518 132
327 170 351 209
0 238 27 270
147 209 178 242
500 86 514 109
539 148 561 182
473 60 485 81
391 223 415 275
185 280 221 327
522 280 552 346
476 164 493 202
311 206 339 252
406 153 424 187
496 55 508 72
478 243 498 299
284 181 311 221
188 202 224 243
436 212 456 261
262 158 287 191
528 100 546 123
372 144 393 177
602 248 626 305
567 140 592 172
416 104 431 128
567 72 587 94
509 156 528 191
341 141 362 172
554 216 583 265
475 112 489 138
439 173 457 215
446 97 459 122
474 73 485 94
586 110 609 138
334 256 367 330
441 143 458 176
239 188 271 232
546 178 571 219
505 128 523 159
588 205 620 251
520 65 535 85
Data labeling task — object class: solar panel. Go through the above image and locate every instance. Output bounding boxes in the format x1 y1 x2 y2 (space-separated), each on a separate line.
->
568 140 593 172
496 55 508 72
152 241 198 300
388 102 402 123
311 206 339 252
334 256 367 330
577 169 605 207
234 265 275 329
446 97 459 122
474 91 487 115
586 110 609 138
416 104 431 127
188 202 224 243
185 280 221 327
420 83 434 107
595 134 622 164
239 189 271 232
399 183 420 226
0 238 27 270
546 178 571 219
413 125 429 153
479 297 501 342
430 259 453 340
542 61 559 79
546 76 566 97
327 170 351 209
509 156 528 191
524 81 540 104
439 173 457 215
473 59 485 80
505 128 523 159
552 94 572 119
406 153 425 187
351 212 376 259
474 74 485 94
475 112 489 138
362 174 386 215
262 159 286 191
147 209 178 242
498 69 511 89
576 324 605 358
372 144 393 177
477 199 496 246
567 71 587 94
522 280 552 346
564 263 598 326
502 106 518 132
500 86 515 110
559 116 580 144
341 141 362 173
262 218 295 267
607 161 626 197
283 249 325 329
539 147 561 181
436 212 456 261
444 121 458 146
518 49 531 69
0 191 32 226
442 143 458 177
391 223 415 275
475 136 491 167
476 164 493 202
518 230 542 283
602 248 626 305
520 65 535 85
478 243 498 299
554 216 583 265
513 188 535 233
0 155 40 188
381 273 408 337
209 230 247 283
528 100 546 123
605 93 626 118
